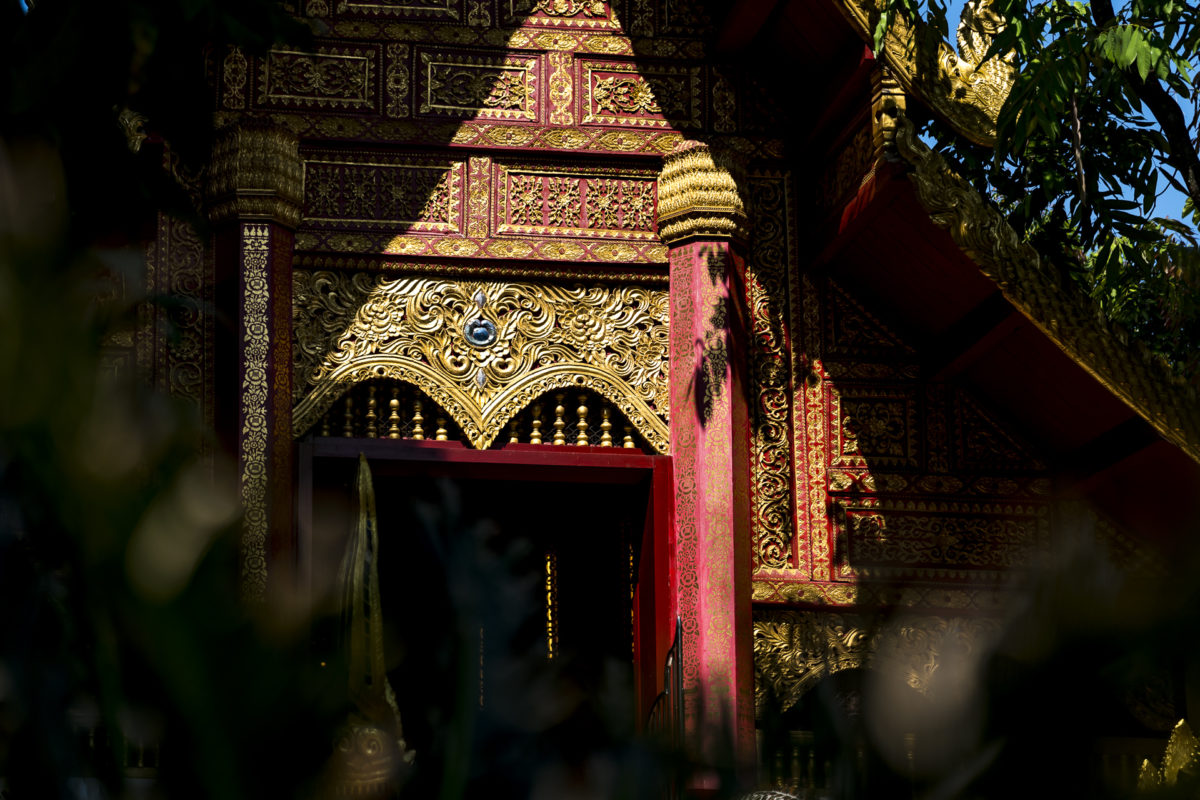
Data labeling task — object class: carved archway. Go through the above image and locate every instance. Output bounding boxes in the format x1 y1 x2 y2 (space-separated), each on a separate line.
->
292 274 670 452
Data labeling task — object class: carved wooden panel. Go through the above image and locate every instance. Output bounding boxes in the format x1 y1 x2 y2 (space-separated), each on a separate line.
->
495 162 657 238
580 60 702 128
256 45 380 113
301 151 466 232
416 48 540 121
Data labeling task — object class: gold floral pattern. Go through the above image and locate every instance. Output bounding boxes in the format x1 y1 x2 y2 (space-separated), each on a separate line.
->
292 274 670 451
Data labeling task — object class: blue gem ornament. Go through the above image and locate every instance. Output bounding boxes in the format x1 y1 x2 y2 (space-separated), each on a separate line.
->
464 317 497 347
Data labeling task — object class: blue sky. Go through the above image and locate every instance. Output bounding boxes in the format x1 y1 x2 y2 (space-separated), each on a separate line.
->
940 0 1193 228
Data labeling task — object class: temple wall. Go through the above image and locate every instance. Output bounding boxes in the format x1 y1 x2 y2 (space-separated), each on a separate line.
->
127 0 1173 784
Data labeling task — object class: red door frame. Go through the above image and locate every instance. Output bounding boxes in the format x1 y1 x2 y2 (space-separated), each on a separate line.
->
295 437 676 724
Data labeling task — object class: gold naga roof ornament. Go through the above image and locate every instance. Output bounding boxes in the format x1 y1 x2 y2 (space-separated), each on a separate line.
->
835 0 1015 146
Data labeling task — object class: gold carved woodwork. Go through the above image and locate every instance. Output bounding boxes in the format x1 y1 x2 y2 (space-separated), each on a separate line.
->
547 51 574 126
751 580 1012 610
894 114 1200 465
240 224 272 600
222 46 248 110
501 0 620 29
293 254 669 285
657 139 748 245
216 110 783 160
302 153 464 231
835 499 1047 580
117 108 148 153
747 174 795 571
259 46 379 112
417 50 538 121
835 0 1014 146
292 273 670 452
339 0 463 20
753 608 1002 716
496 163 657 238
384 43 412 118
207 123 304 228
581 62 701 128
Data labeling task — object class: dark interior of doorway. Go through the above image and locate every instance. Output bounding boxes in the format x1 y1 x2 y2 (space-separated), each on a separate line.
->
316 459 649 797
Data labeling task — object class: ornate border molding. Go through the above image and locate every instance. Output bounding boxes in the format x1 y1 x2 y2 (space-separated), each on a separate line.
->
240 224 271 600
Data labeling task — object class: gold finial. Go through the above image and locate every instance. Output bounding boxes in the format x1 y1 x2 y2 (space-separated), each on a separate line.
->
553 394 566 445
600 407 613 446
412 400 424 441
509 418 520 444
388 388 401 439
576 394 589 446
366 385 378 438
435 417 448 442
656 139 748 245
530 404 543 445
343 396 354 438
320 411 331 438
623 423 635 449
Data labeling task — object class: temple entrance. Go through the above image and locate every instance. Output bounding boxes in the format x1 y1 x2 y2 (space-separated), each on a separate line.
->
297 438 675 797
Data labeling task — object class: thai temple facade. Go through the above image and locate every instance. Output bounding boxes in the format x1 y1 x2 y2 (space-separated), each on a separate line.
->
114 0 1200 793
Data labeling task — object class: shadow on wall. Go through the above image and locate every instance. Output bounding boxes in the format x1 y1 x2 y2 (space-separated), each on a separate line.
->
754 275 1194 799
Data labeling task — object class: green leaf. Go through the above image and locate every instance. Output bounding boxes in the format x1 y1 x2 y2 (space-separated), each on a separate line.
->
872 9 892 52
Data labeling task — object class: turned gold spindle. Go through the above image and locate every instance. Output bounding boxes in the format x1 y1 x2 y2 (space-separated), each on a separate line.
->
600 407 613 447
623 423 635 449
530 404 543 445
575 394 589 446
366 385 378 438
388 388 402 439
435 416 448 442
343 396 354 438
552 394 566 445
509 418 520 444
320 410 331 438
412 399 425 440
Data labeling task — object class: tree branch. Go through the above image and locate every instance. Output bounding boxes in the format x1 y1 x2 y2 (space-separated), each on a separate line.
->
1070 92 1088 210
1091 0 1200 211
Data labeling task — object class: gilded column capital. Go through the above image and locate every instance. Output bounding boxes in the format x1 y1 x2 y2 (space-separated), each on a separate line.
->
206 120 304 228
656 139 748 246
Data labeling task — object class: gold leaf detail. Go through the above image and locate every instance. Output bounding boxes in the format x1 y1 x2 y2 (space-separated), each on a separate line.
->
293 275 670 452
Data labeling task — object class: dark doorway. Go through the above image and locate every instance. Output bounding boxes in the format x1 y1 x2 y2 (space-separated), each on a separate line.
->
298 440 673 798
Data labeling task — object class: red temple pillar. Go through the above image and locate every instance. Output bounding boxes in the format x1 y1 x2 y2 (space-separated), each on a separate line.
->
658 140 756 774
206 121 303 602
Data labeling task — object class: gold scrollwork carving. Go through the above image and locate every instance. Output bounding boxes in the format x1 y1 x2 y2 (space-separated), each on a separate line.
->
753 609 1002 716
292 274 670 452
240 224 271 600
747 175 794 571
384 43 411 118
223 46 248 110
548 50 574 126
